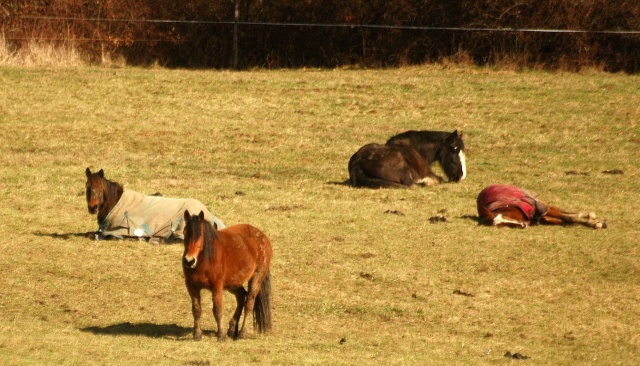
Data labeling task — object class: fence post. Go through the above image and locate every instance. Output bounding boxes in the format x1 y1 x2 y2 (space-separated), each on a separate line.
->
233 0 239 70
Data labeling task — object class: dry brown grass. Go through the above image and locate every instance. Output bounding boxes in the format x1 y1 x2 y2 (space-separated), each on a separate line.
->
0 64 638 365
0 36 87 68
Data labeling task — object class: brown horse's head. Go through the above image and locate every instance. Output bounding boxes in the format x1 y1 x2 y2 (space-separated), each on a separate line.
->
183 210 216 269
85 167 106 214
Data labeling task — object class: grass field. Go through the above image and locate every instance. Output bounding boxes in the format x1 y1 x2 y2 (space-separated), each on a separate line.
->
0 65 639 365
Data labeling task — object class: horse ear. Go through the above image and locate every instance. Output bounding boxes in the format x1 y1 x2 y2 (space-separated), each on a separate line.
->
85 167 91 178
198 211 205 222
98 169 104 178
452 130 458 137
184 210 191 222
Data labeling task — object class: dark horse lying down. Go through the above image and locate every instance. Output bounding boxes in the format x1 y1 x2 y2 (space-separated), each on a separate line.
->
348 130 466 188
477 184 606 229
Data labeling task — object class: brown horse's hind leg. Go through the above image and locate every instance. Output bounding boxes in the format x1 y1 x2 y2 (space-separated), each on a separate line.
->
227 287 247 339
540 204 605 229
237 271 267 339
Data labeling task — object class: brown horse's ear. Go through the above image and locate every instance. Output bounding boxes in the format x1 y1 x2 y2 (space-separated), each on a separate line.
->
198 211 205 222
85 167 92 178
184 210 191 223
97 169 104 178
452 130 459 137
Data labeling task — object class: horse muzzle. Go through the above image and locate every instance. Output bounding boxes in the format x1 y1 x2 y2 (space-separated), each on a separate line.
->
87 205 98 214
183 256 197 269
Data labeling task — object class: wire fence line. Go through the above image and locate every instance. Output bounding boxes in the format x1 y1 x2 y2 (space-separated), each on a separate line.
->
6 14 640 70
15 15 640 35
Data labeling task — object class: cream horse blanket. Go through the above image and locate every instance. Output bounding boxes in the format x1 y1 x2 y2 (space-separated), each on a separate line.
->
97 190 225 241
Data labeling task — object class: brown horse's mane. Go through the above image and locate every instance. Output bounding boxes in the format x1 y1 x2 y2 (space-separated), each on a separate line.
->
186 214 219 264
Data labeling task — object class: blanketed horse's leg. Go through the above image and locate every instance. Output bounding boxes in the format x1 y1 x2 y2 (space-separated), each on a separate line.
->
479 206 528 228
212 284 226 341
492 213 528 228
540 203 605 229
189 289 203 341
228 287 247 339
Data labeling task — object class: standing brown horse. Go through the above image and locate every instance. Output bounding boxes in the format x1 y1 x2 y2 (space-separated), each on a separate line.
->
182 210 273 341
477 184 606 229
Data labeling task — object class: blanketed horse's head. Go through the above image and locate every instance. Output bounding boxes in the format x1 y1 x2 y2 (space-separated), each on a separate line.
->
183 210 216 269
440 130 466 182
85 167 106 214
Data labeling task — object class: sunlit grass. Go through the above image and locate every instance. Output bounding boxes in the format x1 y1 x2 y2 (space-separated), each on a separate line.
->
0 65 638 365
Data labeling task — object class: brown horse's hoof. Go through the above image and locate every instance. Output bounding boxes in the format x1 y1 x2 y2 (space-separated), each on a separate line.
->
236 329 251 340
193 332 203 341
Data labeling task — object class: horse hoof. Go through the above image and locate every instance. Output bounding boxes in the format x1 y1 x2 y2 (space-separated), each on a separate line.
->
595 221 607 229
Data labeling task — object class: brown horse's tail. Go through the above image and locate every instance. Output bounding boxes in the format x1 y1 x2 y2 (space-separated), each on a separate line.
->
253 270 272 334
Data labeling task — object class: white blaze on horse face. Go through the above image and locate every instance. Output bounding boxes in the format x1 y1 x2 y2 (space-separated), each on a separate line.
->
459 151 467 180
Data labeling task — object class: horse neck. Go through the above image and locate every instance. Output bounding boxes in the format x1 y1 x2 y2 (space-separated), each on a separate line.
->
97 179 123 223
414 143 439 164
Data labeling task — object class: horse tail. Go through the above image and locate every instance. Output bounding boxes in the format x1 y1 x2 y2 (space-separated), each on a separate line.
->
253 270 272 334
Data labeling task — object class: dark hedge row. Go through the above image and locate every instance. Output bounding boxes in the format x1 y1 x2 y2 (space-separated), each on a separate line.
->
2 1 639 72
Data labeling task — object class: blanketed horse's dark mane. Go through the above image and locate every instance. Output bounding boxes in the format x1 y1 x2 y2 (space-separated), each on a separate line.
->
103 179 124 207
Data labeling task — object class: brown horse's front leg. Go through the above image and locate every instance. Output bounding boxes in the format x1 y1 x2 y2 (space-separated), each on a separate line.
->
212 286 226 341
190 290 203 341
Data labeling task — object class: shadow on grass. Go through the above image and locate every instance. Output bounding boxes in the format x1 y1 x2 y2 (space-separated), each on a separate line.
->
33 231 88 240
80 322 204 339
458 215 481 224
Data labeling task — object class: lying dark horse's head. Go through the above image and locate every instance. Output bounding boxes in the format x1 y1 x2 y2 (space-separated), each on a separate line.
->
387 129 466 182
439 130 466 182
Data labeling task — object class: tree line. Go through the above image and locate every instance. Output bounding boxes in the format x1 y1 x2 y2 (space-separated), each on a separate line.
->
2 0 639 72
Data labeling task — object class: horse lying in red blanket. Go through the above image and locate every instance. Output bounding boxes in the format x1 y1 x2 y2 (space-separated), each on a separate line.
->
477 184 606 229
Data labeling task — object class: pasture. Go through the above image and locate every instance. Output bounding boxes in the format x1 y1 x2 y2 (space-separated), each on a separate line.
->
0 65 638 365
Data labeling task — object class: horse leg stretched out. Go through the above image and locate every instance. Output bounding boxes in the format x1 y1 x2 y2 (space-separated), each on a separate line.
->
477 184 606 229
182 210 272 341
